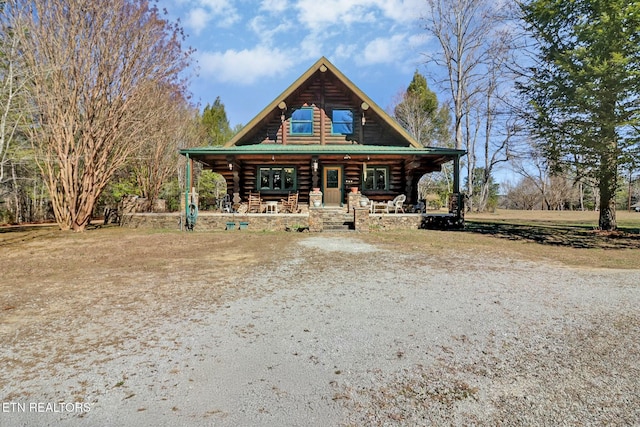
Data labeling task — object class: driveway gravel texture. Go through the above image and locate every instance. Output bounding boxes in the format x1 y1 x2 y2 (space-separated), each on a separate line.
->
1 233 639 426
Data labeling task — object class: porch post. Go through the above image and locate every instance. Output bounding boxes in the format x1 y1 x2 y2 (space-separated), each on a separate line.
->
312 156 319 189
451 154 464 220
453 155 461 194
227 156 241 204
185 153 191 220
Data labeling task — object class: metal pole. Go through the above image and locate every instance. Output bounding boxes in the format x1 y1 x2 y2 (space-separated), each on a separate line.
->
185 153 190 228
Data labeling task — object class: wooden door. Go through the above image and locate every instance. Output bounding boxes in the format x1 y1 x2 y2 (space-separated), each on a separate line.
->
323 166 342 206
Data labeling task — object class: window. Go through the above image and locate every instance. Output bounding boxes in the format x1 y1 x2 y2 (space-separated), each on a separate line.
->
259 166 296 191
331 109 353 135
290 108 313 135
363 166 388 191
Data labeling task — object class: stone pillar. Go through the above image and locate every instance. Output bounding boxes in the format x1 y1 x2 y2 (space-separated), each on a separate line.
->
309 189 323 208
347 190 361 212
309 205 323 232
353 206 370 232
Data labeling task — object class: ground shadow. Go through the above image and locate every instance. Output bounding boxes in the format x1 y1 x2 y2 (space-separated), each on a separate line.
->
0 223 61 248
464 220 640 250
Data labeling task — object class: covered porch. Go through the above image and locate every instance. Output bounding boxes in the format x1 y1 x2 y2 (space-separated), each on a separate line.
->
175 144 466 231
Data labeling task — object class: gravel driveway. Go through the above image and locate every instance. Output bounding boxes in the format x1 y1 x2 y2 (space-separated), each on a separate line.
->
2 234 639 426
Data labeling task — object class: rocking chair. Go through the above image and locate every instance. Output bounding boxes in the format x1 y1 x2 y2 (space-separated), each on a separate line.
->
247 191 263 213
280 192 299 213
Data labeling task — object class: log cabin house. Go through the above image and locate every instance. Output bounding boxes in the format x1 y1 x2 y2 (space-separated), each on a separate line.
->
179 57 466 231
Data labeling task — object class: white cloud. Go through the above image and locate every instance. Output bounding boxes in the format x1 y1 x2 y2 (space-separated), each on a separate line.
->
295 0 376 31
361 34 407 65
197 47 296 85
259 0 288 14
377 0 426 24
407 33 430 49
294 0 424 31
249 15 292 43
186 8 211 34
334 44 357 61
183 0 240 34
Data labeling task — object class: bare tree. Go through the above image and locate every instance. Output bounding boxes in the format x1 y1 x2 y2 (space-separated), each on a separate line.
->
423 0 518 211
502 177 541 210
423 0 495 150
11 0 192 231
0 6 30 196
512 141 583 211
132 83 201 212
475 37 519 212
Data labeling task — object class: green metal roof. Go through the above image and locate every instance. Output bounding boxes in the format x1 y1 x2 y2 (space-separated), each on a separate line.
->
180 144 466 157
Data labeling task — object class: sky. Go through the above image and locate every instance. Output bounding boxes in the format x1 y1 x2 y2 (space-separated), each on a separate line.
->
155 0 433 128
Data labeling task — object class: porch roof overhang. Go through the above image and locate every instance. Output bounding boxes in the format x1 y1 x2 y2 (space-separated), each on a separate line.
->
181 144 466 167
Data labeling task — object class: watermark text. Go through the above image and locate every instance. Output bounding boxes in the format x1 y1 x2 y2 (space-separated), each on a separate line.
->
2 402 91 414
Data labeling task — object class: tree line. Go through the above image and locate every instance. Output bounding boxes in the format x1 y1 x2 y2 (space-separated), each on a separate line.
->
0 0 236 231
1 0 639 231
392 0 639 230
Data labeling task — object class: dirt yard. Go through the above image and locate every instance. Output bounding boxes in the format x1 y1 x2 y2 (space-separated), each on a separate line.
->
1 227 639 426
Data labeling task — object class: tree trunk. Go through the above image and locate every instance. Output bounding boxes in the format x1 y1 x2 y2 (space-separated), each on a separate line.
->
598 149 617 231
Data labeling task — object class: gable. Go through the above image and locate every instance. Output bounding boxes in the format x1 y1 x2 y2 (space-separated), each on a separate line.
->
226 57 421 149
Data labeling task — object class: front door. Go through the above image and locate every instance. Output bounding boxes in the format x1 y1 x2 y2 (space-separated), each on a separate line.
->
323 166 342 206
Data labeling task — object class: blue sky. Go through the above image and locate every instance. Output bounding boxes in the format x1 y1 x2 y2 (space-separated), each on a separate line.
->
156 0 433 128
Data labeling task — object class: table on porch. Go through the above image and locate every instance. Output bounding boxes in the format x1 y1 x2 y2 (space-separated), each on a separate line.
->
265 201 279 214
370 202 389 214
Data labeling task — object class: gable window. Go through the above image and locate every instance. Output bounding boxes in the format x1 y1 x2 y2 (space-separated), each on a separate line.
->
290 107 313 135
331 109 353 135
259 166 296 191
363 166 388 191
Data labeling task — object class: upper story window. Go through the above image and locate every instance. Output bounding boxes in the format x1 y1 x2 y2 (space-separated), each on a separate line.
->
290 107 313 135
331 109 353 135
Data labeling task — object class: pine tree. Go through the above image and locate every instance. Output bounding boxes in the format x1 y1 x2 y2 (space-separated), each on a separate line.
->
519 0 640 230
201 96 232 146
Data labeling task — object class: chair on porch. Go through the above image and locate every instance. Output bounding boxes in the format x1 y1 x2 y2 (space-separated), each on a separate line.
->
218 193 232 213
280 192 299 213
247 191 263 213
386 194 406 213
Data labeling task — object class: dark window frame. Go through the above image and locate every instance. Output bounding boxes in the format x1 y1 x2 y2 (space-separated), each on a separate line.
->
362 166 389 191
258 166 297 192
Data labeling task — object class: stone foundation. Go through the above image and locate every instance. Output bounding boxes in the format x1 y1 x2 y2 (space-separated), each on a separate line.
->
353 206 370 232
122 211 452 232
368 213 425 231
123 212 309 232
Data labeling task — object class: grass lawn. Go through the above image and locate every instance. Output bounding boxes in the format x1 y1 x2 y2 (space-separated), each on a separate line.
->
459 209 640 269
1 209 638 271
467 209 640 231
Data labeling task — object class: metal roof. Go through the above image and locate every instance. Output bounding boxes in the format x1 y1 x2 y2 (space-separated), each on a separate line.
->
180 144 466 157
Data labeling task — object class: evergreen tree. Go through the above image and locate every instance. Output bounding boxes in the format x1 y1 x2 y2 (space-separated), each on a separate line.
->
394 71 451 147
201 96 232 146
519 0 640 230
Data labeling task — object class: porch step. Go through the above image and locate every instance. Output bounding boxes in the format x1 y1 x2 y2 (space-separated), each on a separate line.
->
319 209 353 231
